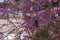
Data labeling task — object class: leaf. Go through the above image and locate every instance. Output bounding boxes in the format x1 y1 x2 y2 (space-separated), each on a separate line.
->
40 29 49 38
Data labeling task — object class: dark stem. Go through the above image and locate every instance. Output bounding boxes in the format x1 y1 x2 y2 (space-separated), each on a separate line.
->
34 20 39 28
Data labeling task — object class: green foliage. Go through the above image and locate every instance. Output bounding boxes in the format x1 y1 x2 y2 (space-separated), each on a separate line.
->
40 29 49 38
33 29 49 40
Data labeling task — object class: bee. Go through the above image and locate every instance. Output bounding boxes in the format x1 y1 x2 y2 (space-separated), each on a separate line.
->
34 20 39 28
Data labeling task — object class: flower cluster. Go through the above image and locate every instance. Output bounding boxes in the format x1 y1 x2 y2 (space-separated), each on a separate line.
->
0 0 60 40
21 0 60 30
0 0 19 18
20 0 60 40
